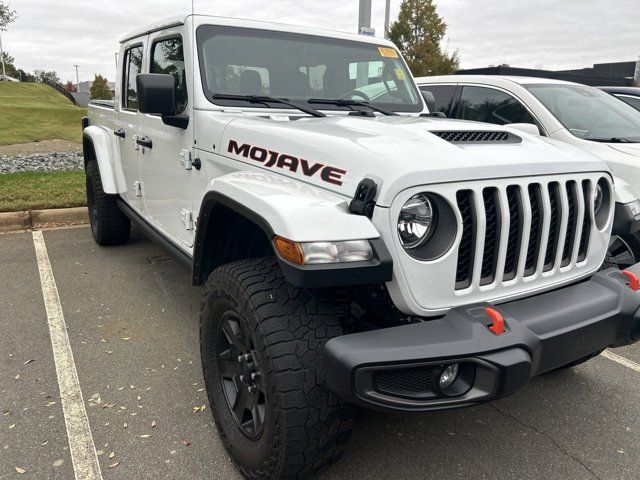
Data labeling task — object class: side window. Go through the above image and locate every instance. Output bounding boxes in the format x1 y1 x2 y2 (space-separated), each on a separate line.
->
151 37 188 113
123 45 144 110
457 86 536 126
617 95 640 111
419 85 456 115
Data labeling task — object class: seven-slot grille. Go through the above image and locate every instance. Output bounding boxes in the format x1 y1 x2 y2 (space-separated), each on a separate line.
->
455 179 597 290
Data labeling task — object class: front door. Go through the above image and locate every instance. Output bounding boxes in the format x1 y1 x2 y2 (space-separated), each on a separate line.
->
138 29 195 247
115 40 146 211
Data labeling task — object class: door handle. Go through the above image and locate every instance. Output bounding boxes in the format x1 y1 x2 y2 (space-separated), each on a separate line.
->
114 128 126 139
136 136 153 149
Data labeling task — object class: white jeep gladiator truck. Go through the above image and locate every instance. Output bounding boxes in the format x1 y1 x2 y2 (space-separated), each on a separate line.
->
84 15 640 480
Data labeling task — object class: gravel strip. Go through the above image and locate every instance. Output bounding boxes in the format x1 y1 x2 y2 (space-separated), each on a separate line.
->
0 151 84 174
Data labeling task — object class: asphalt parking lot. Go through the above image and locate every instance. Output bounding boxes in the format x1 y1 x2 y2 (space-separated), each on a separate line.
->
1 225 639 480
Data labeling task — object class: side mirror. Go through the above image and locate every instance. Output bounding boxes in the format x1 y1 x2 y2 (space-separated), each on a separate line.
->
421 90 437 112
506 123 541 136
137 73 189 128
137 73 176 115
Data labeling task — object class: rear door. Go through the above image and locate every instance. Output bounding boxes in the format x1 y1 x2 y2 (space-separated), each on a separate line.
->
138 27 195 247
114 39 146 211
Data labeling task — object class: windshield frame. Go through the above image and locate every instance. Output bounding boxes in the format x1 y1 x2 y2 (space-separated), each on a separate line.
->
195 24 424 113
524 83 640 142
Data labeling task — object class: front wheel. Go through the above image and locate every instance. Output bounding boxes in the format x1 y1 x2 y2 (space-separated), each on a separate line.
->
200 258 356 480
603 233 640 270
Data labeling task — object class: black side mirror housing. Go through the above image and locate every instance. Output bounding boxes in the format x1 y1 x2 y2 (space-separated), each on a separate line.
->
137 73 176 115
136 73 189 129
421 90 437 113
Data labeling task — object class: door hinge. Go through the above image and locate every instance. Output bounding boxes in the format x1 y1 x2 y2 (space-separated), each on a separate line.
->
180 209 194 230
133 181 143 198
179 149 193 170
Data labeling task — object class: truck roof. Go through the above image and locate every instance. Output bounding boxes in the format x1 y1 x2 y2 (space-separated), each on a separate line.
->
120 14 396 48
415 74 580 87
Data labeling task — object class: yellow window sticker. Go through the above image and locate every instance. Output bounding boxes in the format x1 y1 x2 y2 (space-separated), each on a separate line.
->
378 47 398 58
394 68 406 80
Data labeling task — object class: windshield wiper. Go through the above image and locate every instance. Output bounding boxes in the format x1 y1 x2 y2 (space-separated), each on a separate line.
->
586 137 637 143
307 98 398 116
210 93 325 118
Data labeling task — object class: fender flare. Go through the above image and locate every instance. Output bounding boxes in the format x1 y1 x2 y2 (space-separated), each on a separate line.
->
82 125 126 194
192 172 392 287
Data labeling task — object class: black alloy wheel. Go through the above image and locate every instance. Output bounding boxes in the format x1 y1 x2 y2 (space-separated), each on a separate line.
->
217 311 267 439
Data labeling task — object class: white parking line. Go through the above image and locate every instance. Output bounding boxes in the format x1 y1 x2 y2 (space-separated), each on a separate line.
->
601 350 640 373
32 230 103 480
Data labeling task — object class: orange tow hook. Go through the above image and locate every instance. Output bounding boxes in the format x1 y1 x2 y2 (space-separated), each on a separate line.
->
485 307 505 335
622 270 640 291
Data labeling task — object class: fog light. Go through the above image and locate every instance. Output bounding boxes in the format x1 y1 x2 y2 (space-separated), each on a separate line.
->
439 363 459 389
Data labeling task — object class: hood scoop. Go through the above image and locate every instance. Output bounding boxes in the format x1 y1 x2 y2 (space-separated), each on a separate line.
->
431 130 521 145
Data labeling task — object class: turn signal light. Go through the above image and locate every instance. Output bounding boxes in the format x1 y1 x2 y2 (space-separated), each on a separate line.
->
273 236 304 264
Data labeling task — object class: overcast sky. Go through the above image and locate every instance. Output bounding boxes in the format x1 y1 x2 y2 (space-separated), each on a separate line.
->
2 0 639 84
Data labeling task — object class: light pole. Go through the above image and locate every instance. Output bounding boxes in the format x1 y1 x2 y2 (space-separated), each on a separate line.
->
384 0 391 39
358 0 372 34
74 64 79 91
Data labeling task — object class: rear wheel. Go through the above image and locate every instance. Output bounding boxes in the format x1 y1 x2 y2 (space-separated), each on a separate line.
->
200 258 356 479
85 161 130 246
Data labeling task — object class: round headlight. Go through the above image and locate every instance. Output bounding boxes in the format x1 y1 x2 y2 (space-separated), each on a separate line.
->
594 183 604 215
398 194 435 249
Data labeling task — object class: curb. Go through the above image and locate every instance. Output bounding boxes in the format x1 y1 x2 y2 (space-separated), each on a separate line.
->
0 207 88 233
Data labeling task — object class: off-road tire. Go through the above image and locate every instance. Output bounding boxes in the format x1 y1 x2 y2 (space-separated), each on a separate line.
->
85 160 130 245
200 258 356 480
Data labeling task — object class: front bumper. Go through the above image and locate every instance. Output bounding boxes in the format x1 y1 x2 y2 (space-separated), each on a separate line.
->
325 266 640 412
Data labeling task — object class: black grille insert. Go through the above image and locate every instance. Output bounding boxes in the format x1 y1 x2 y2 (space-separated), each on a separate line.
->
578 180 592 262
481 188 501 285
503 186 523 281
561 181 579 267
456 190 476 289
525 184 543 276
544 183 562 271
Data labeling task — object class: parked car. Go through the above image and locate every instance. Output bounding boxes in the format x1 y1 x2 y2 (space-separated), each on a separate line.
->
83 16 640 479
416 75 640 269
598 86 640 111
0 74 19 82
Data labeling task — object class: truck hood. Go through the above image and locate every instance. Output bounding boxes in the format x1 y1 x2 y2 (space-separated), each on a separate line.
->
208 114 609 206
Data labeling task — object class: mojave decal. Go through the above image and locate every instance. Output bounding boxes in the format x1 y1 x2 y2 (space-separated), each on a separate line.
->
227 140 347 186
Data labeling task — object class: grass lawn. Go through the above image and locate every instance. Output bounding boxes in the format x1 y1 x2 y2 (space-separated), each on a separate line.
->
0 83 86 146
0 170 87 212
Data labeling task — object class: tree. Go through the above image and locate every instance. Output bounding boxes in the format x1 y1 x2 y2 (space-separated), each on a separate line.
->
0 1 16 29
0 50 15 75
63 80 77 92
33 69 60 84
90 74 112 100
0 1 17 76
388 0 459 77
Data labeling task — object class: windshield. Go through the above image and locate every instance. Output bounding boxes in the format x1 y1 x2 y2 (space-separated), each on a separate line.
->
196 25 422 113
525 84 640 142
